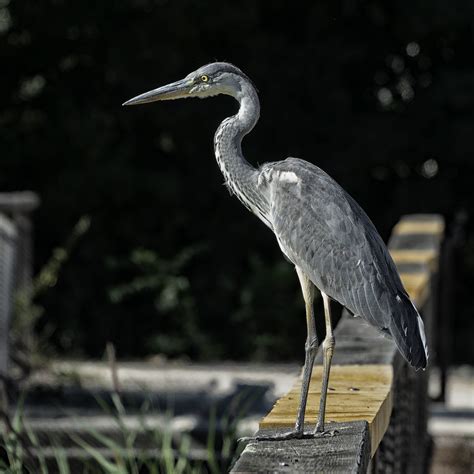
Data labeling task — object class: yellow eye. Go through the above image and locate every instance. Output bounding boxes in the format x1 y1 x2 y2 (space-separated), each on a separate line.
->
200 75 209 82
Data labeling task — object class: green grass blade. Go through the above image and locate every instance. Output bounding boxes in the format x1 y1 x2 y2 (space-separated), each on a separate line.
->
206 405 220 474
161 428 175 474
70 434 125 474
175 432 191 474
53 446 71 474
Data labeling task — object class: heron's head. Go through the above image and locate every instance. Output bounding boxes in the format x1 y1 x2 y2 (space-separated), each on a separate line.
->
123 62 253 106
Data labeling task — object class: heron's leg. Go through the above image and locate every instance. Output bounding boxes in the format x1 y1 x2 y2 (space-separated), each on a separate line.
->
314 291 335 434
293 266 318 433
243 266 317 442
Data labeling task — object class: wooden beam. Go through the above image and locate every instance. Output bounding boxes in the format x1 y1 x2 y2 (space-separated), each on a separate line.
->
0 191 40 214
259 364 393 456
393 220 445 235
0 214 17 412
398 272 430 307
233 213 444 473
232 421 370 473
389 214 444 273
390 249 438 262
0 214 17 376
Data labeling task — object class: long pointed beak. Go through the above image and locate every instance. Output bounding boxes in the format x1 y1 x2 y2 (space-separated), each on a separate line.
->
122 78 194 106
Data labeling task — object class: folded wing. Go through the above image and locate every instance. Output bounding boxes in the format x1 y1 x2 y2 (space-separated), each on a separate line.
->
261 157 428 369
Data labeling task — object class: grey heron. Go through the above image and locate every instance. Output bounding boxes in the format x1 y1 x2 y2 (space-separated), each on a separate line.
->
123 62 428 440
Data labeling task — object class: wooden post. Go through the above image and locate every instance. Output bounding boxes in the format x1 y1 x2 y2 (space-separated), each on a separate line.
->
231 214 444 473
0 192 39 411
0 192 40 292
0 214 18 410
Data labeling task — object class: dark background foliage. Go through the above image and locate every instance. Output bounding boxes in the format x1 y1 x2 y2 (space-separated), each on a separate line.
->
2 0 473 362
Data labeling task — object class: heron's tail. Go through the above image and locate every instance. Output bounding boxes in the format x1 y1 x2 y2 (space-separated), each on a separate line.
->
388 294 428 370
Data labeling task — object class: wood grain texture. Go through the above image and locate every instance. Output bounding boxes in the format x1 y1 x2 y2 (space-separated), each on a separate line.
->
259 365 393 457
234 214 443 473
231 422 370 474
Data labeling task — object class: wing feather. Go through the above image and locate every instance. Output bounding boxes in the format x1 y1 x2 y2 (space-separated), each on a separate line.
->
260 158 427 369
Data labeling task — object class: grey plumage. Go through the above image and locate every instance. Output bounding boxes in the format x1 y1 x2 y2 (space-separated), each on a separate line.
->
206 63 427 370
260 158 427 369
124 61 428 437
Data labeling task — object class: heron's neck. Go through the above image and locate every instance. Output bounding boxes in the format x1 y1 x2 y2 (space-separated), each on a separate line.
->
214 81 270 226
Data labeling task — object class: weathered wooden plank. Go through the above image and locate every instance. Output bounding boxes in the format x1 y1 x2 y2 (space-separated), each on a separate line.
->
393 213 444 224
399 272 430 307
390 233 442 251
232 421 370 474
390 250 439 273
392 220 444 235
233 214 443 473
259 365 393 457
252 310 399 458
389 215 444 275
0 192 39 292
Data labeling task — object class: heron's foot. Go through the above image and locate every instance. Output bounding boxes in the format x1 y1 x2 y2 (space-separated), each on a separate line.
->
314 426 339 437
239 426 340 443
239 429 311 442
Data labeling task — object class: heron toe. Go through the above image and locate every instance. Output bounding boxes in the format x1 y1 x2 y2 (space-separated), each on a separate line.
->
314 428 339 437
240 429 322 442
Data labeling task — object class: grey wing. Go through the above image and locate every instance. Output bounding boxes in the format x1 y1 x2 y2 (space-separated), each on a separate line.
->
261 158 428 369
